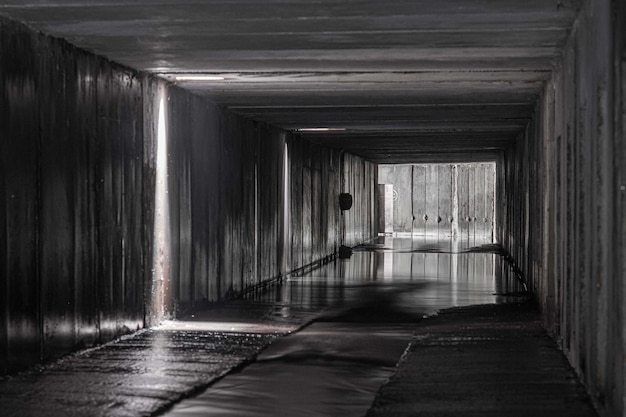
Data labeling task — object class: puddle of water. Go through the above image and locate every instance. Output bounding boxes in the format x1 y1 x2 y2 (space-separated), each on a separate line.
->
252 237 523 315
163 237 525 417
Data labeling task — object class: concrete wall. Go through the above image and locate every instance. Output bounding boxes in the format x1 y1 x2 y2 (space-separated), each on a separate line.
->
160 89 282 313
0 17 378 375
288 137 340 272
342 152 378 247
379 163 495 239
164 94 378 313
288 142 378 265
0 18 149 374
499 0 626 415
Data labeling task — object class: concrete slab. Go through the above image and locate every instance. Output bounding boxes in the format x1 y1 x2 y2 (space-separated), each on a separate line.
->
0 0 580 162
366 302 598 417
0 329 278 417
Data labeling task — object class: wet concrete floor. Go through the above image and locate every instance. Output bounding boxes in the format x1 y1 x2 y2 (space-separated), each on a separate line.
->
162 236 526 417
0 237 596 416
366 302 598 417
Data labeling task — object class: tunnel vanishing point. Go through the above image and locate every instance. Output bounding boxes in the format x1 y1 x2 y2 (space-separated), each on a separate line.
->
0 1 625 415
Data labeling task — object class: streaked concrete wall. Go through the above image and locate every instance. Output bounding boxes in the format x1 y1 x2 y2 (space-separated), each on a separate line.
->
499 0 626 415
163 93 378 313
0 16 378 375
0 17 148 374
288 140 377 268
342 152 378 247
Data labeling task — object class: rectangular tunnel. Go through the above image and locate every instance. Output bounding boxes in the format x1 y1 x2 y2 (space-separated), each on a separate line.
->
0 0 625 415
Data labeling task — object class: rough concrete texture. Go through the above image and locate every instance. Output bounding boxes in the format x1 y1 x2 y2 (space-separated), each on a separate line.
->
0 0 578 163
0 293 596 417
0 291 326 417
366 302 598 417
163 88 377 314
0 15 378 375
497 1 626 416
0 17 148 375
341 152 378 247
0 0 624 415
0 329 279 417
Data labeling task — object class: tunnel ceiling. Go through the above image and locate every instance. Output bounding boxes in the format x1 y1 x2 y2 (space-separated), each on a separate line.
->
0 0 580 163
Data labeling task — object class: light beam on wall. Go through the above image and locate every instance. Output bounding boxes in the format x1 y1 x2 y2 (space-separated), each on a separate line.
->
282 140 291 274
174 75 225 81
152 95 171 323
295 127 346 132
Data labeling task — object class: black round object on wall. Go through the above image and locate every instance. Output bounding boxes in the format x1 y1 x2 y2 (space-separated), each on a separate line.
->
339 193 353 210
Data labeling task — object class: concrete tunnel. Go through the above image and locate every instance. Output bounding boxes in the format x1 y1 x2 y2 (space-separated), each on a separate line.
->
0 0 625 415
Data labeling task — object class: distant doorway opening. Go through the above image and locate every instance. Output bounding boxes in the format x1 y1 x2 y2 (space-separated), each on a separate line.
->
377 163 496 242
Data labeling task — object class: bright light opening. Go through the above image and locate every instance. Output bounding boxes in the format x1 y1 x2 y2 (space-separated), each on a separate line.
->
174 75 226 81
151 95 171 324
295 127 347 132
377 163 496 242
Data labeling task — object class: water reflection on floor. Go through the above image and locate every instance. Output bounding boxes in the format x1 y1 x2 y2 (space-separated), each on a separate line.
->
247 236 523 317
164 237 525 417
